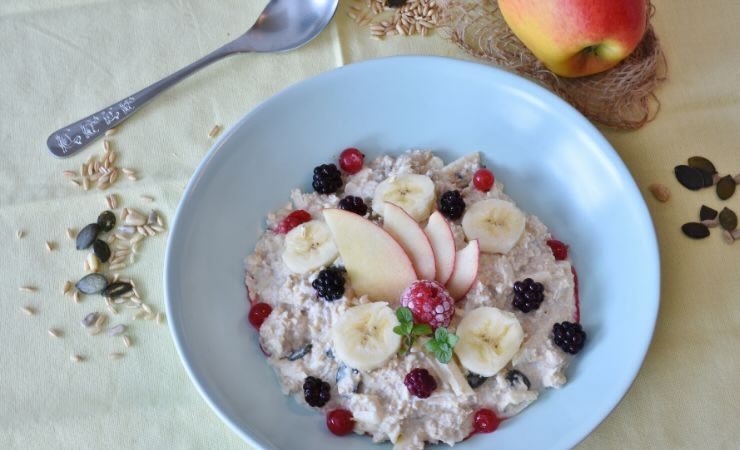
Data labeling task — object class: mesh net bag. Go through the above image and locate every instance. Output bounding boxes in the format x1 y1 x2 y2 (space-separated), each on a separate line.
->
437 0 667 130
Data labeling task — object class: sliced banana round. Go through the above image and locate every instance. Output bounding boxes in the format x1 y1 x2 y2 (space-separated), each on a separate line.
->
281 220 338 273
462 199 526 254
454 306 524 377
372 174 436 222
332 302 401 372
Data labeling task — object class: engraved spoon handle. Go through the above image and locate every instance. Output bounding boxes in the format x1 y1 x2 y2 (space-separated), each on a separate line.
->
47 43 239 157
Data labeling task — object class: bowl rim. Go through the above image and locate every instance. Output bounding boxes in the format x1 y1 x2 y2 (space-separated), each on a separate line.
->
164 55 661 450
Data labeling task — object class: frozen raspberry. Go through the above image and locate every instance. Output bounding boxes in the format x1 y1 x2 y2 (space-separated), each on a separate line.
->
326 409 354 436
275 210 312 234
248 302 272 329
400 280 455 329
473 168 495 192
338 148 365 174
404 368 437 398
546 239 569 261
473 409 501 433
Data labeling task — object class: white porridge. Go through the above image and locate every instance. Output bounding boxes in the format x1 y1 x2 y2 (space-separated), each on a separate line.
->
245 150 585 449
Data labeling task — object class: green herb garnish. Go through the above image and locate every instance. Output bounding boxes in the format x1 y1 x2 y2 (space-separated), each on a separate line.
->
393 307 432 355
425 327 460 364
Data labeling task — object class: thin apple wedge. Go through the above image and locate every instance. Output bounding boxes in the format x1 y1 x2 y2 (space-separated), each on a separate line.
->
425 211 456 285
383 202 436 280
446 240 480 301
323 208 417 302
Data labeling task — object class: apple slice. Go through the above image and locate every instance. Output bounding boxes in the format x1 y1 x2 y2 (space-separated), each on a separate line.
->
446 240 480 301
424 211 456 285
323 208 417 302
382 202 437 280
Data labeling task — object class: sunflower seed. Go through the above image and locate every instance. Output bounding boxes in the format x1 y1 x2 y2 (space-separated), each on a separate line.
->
45 241 55 252
156 215 164 227
86 253 101 272
699 205 718 221
147 211 158 225
121 335 132 347
208 124 221 138
73 291 81 303
109 263 126 271
69 179 82 188
16 229 25 239
97 211 116 232
19 286 37 293
83 259 90 272
121 168 136 176
48 328 62 338
717 175 736 200
142 303 152 314
124 212 146 226
76 223 100 250
723 230 735 244
94 314 107 329
20 306 35 316
93 239 111 263
688 156 717 175
70 354 85 363
117 225 136 235
102 282 133 298
674 165 704 191
127 175 138 182
109 352 124 360
107 324 126 336
719 207 738 231
81 312 100 327
681 222 710 239
76 273 108 295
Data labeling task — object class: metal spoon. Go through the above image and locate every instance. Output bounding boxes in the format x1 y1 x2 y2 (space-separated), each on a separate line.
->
47 0 338 157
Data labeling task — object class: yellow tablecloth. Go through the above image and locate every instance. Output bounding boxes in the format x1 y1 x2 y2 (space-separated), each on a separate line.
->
1 0 738 448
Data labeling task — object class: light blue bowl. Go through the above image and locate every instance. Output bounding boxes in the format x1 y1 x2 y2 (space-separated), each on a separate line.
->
164 56 660 450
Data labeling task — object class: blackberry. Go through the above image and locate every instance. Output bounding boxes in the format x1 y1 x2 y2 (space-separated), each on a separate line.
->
312 267 346 301
303 376 331 407
312 164 343 194
552 321 587 355
512 278 545 313
404 368 437 399
338 196 368 216
439 190 465 220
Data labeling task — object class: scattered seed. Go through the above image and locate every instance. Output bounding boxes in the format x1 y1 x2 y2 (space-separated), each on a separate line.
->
20 306 35 316
132 311 146 320
681 222 710 239
122 335 132 347
701 219 719 228
93 239 112 263
107 304 119 315
94 314 108 329
156 215 164 227
140 195 154 203
16 229 25 239
66 228 76 240
81 312 100 328
109 263 126 271
107 324 127 336
76 273 109 295
97 211 117 232
63 170 77 178
70 354 85 363
83 259 91 272
88 327 102 336
733 229 740 240
125 211 146 226
19 286 37 293
155 312 165 325
700 205 718 221
674 165 704 191
687 156 717 175
103 140 111 152
73 291 81 303
62 280 72 295
48 328 62 338
127 175 138 182
102 282 133 298
142 303 152 314
735 174 740 184
716 175 736 200
105 128 117 136
719 207 738 231
121 168 136 176
82 177 91 191
76 223 100 250
109 352 124 360
69 179 82 188
648 183 671 202
208 124 221 138
45 241 55 252
722 230 735 244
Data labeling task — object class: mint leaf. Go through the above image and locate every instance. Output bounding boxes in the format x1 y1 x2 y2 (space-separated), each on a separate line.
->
447 334 459 347
435 327 449 341
412 324 432 336
425 339 440 353
436 348 453 364
393 325 405 336
402 322 413 335
396 307 413 324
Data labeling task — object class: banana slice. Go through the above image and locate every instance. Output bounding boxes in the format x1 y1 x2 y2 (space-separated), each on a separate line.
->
281 220 338 273
372 174 436 222
461 199 526 254
454 306 524 377
332 302 401 372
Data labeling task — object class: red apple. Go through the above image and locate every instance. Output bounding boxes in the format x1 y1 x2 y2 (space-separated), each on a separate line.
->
424 211 456 285
383 203 437 281
446 240 480 301
499 0 647 77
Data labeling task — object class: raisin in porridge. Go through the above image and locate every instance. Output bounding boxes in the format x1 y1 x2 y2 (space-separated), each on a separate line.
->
245 149 587 449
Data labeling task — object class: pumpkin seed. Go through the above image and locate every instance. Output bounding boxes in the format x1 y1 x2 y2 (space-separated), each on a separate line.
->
286 343 312 361
506 369 531 390
701 170 715 188
716 175 736 200
97 210 117 232
101 282 133 298
81 312 100 328
76 273 109 294
93 239 111 263
687 156 717 175
674 165 704 191
700 205 718 221
76 223 100 250
719 207 738 231
466 372 489 389
681 222 710 239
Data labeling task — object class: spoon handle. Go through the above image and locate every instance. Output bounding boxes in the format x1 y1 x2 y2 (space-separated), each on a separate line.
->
47 44 239 157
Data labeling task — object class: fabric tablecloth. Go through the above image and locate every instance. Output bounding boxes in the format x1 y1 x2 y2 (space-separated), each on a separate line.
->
1 0 738 448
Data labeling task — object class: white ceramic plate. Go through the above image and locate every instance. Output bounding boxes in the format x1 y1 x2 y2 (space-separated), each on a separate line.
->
164 56 660 450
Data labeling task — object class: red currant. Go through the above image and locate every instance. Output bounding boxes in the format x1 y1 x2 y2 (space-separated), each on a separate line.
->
248 302 272 329
339 148 364 174
275 210 312 234
473 168 495 192
326 409 354 436
546 239 569 261
473 409 501 434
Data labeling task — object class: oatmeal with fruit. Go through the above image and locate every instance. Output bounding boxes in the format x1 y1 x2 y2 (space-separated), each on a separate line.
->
245 148 587 449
